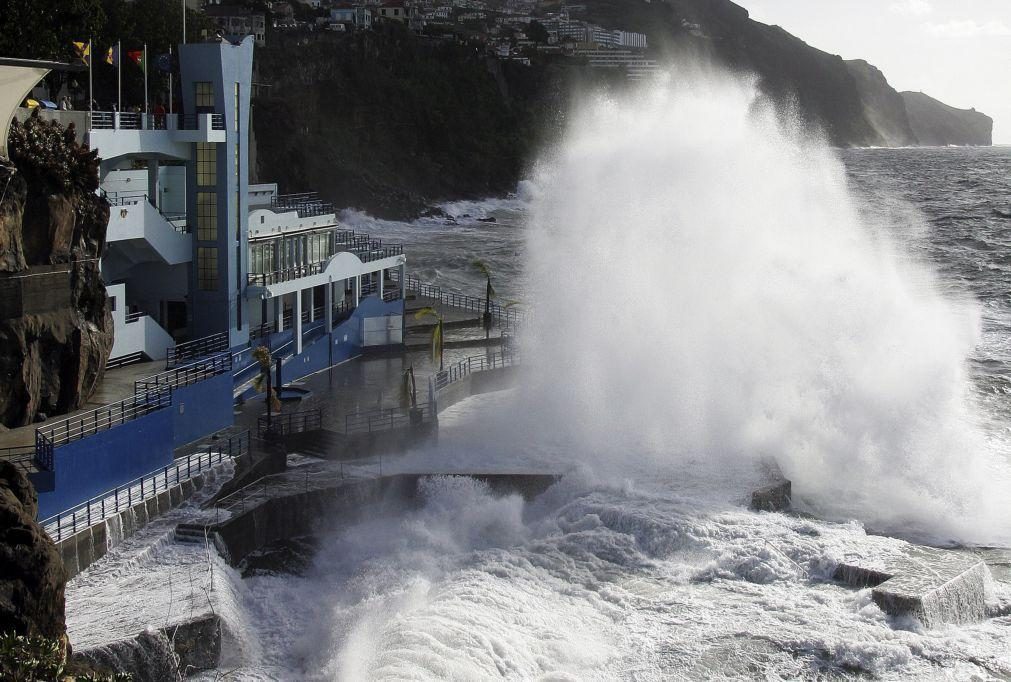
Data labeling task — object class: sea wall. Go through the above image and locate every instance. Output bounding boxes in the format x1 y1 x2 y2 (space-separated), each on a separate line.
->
55 465 228 580
211 473 560 567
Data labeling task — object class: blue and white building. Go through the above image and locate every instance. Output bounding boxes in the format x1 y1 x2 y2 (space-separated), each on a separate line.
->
5 36 406 519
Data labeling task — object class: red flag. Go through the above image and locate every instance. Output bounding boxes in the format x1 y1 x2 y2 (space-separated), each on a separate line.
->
127 49 146 72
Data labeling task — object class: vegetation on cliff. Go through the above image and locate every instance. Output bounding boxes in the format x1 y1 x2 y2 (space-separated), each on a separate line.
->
0 115 113 428
252 24 571 218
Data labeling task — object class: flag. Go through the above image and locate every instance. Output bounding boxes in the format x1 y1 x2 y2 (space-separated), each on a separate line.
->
73 41 90 66
127 49 145 72
156 53 172 73
105 44 120 67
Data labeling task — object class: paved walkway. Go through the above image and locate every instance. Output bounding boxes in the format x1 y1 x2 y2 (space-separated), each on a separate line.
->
0 359 164 449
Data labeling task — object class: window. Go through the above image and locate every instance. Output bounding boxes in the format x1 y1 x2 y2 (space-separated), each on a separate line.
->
233 82 240 133
198 247 219 290
196 143 217 186
195 81 214 109
196 192 217 241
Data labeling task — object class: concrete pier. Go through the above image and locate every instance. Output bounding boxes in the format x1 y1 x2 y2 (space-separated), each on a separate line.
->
835 546 997 627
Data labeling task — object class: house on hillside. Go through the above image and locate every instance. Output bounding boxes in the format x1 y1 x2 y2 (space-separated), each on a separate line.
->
203 5 268 45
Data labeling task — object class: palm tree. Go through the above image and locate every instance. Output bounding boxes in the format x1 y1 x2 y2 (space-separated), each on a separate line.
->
400 365 418 409
472 259 495 339
251 346 280 427
414 306 445 371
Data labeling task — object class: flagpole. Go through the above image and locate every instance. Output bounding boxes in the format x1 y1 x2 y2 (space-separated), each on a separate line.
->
143 44 149 114
168 45 174 114
182 0 187 44
117 41 122 113
88 38 93 112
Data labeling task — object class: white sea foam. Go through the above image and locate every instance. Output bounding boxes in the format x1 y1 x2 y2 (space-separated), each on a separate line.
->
517 73 1011 546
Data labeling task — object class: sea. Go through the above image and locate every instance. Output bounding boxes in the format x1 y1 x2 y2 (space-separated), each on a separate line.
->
66 78 1011 680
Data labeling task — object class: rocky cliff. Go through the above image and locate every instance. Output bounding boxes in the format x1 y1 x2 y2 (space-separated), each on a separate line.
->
251 0 992 217
901 91 994 146
0 461 67 652
0 114 113 428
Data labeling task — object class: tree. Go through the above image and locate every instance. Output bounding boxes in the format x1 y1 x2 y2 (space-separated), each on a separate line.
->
527 20 549 45
472 259 495 339
251 346 281 429
414 307 445 371
0 0 107 62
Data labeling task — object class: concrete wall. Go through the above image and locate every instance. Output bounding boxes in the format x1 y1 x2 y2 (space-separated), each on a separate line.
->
435 365 517 413
211 473 560 566
38 409 174 520
170 372 235 447
55 468 220 580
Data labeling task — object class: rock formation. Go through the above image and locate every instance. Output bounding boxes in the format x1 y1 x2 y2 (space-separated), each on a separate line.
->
844 60 918 147
0 461 67 652
901 91 994 146
0 114 113 428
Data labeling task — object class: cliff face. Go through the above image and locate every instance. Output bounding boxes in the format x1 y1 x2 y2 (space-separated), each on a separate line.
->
844 60 918 147
252 25 564 219
901 91 994 146
0 461 67 652
0 115 113 428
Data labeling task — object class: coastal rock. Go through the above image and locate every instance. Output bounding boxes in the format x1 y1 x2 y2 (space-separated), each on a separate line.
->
900 91 994 146
0 461 68 650
844 60 918 147
0 115 113 428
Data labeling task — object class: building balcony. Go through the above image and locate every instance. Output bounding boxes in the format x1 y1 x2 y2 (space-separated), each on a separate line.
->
89 111 226 161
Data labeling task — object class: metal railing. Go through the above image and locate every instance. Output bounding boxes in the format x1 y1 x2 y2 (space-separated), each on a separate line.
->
166 331 230 369
138 352 232 393
257 408 322 438
35 390 173 467
271 192 335 218
107 351 145 369
87 111 225 132
40 430 249 543
102 189 190 233
430 350 519 392
0 446 37 475
124 310 145 323
344 403 432 434
393 272 523 326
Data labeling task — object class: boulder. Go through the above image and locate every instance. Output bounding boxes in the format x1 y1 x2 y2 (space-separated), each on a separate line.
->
0 461 67 652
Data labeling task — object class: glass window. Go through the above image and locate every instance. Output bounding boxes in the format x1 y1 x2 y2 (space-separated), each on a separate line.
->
195 81 214 109
198 247 218 291
196 192 217 241
196 143 217 186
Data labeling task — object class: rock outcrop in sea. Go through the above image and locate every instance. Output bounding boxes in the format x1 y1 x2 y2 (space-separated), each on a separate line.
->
0 114 113 428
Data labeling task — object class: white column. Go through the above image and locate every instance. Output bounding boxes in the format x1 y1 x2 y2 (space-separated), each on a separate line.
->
378 268 384 300
399 263 406 300
325 281 333 331
307 288 315 322
294 288 303 355
275 295 284 332
353 275 360 308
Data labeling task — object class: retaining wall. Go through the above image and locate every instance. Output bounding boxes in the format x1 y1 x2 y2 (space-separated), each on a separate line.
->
55 467 222 580
435 365 516 414
212 473 560 567
170 372 235 447
38 409 174 521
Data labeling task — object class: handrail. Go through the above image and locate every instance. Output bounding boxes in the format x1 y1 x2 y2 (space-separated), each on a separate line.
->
166 331 230 369
40 430 249 543
35 389 172 456
394 272 523 326
344 403 431 434
429 350 519 393
139 351 232 393
257 408 322 438
0 446 37 476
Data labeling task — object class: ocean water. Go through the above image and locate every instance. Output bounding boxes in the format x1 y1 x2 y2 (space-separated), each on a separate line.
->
201 82 1011 678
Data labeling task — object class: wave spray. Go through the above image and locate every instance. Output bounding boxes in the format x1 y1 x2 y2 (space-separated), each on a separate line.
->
519 74 1011 545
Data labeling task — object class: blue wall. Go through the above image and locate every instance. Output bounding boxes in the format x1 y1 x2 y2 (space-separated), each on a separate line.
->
171 371 235 446
37 409 174 520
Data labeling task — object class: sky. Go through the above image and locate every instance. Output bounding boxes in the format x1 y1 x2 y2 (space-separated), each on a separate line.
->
738 0 1011 143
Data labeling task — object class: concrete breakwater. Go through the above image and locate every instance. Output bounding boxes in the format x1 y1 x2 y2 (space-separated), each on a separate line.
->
190 471 561 567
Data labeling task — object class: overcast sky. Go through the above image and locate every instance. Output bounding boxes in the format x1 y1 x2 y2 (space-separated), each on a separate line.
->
738 0 1011 143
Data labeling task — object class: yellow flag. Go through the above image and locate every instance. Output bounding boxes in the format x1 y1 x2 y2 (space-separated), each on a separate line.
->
73 41 91 66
